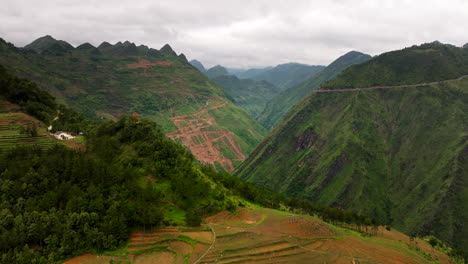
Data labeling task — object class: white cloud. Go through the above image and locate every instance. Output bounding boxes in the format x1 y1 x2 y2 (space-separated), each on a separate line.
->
1 0 468 68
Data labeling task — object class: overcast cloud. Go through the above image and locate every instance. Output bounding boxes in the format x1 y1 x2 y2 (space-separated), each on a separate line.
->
1 0 468 68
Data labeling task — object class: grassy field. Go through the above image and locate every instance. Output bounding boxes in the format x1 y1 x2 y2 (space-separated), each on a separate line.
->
65 207 453 264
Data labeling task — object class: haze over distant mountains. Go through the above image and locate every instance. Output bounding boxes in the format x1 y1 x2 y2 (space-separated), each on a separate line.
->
258 51 372 128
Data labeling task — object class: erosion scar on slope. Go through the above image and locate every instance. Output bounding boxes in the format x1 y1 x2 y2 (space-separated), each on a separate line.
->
165 98 246 172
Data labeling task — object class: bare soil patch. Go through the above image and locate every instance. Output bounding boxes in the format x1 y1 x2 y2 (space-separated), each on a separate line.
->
165 99 246 171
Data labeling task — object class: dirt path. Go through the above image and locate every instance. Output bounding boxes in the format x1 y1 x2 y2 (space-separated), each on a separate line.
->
192 224 216 264
316 75 468 93
165 99 245 172
126 59 246 171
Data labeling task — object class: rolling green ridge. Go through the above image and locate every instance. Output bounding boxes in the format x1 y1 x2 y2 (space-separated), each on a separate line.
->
244 62 325 91
0 37 267 170
205 65 229 79
322 42 468 89
258 51 371 128
235 44 468 255
211 74 281 118
234 66 273 79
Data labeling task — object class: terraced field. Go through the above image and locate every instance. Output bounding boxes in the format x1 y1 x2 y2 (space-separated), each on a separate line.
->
0 100 88 151
64 227 214 264
66 207 453 264
0 112 58 149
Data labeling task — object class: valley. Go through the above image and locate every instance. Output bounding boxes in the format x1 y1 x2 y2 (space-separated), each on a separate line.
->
1 21 467 264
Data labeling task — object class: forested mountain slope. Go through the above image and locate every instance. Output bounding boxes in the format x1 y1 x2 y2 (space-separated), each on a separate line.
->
322 42 468 89
0 37 267 171
258 51 371 128
205 65 229 79
235 43 468 255
245 62 325 91
211 74 281 118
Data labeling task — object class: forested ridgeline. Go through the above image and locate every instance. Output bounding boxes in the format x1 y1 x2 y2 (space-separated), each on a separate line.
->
321 42 468 88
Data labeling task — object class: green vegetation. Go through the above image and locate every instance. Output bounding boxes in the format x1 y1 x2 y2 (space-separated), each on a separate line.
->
235 78 468 258
0 113 57 149
0 115 237 263
205 65 229 79
236 44 468 259
322 42 468 88
0 64 56 123
258 51 371 128
0 68 460 263
242 62 325 91
0 36 267 169
211 74 281 118
24 35 74 55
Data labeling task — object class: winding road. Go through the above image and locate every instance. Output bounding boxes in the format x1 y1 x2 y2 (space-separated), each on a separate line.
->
316 75 468 93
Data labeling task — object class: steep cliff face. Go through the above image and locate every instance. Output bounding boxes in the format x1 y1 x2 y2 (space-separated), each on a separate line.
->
236 43 468 250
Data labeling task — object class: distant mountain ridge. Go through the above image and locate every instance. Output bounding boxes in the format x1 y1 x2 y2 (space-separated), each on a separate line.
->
189 59 206 72
24 35 74 55
235 66 273 79
239 63 325 91
211 74 281 118
258 51 371 128
205 65 230 79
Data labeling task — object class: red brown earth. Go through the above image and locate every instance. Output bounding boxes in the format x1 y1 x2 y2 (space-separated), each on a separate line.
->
65 207 454 264
165 98 246 172
126 59 247 171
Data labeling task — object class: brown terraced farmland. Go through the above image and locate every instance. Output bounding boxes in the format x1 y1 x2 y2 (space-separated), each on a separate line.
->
65 207 453 264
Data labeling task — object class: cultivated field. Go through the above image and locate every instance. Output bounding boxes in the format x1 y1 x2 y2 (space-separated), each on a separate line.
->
65 207 453 264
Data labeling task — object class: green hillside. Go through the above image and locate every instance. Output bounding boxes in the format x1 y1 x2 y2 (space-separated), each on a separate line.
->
0 37 267 171
258 51 371 128
235 44 468 255
211 74 281 118
246 63 325 91
24 35 74 55
322 42 468 89
205 65 229 79
235 66 273 79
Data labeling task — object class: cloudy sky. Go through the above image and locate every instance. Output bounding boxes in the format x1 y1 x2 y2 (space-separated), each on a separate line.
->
1 0 468 68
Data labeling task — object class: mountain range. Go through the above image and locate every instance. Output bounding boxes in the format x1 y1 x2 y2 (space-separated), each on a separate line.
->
0 36 267 171
257 51 372 128
235 42 468 254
